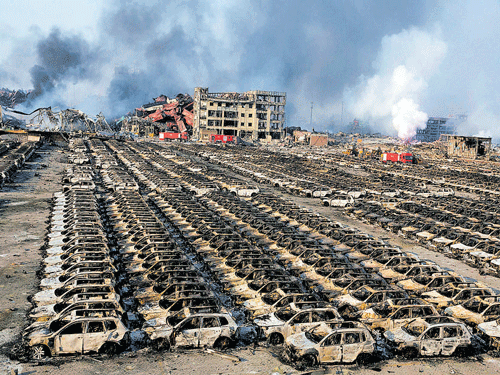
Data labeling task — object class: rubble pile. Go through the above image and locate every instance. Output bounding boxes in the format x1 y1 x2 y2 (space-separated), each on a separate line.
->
0 88 29 108
133 93 194 135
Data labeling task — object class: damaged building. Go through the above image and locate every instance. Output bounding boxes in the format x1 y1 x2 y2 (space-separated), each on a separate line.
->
416 115 467 142
447 135 492 159
193 87 286 142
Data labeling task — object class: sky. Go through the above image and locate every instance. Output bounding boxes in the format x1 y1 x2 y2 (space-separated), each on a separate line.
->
0 0 499 139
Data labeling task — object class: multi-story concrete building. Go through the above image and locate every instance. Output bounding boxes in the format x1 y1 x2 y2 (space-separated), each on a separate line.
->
193 87 286 142
416 115 467 142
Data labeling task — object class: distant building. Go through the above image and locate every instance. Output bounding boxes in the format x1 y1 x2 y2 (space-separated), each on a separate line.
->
349 119 370 134
309 133 328 147
193 87 286 142
416 115 467 142
293 130 310 143
446 135 492 159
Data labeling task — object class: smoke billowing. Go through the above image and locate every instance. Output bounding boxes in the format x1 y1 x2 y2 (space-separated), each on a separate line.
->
1 0 500 139
29 28 99 100
345 27 447 138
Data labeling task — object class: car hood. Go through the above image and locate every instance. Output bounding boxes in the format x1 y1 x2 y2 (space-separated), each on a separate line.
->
359 307 381 320
25 325 52 339
286 332 316 350
478 320 500 338
384 328 416 343
336 294 362 306
254 313 284 327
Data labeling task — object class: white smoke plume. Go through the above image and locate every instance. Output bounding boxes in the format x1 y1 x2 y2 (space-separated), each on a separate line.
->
344 27 447 139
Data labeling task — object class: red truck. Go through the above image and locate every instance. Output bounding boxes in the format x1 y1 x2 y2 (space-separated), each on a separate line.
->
159 132 188 141
399 152 414 163
382 152 414 163
210 134 236 144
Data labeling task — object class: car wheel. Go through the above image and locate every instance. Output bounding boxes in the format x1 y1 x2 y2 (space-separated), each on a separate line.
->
152 338 170 351
300 354 318 368
213 337 232 350
356 353 373 365
268 333 284 346
99 342 120 356
30 345 49 361
401 347 418 359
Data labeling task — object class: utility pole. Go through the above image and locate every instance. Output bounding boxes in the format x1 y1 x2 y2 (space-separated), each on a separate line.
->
310 102 313 131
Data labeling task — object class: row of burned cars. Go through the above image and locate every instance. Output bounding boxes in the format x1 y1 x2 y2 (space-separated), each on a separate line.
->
346 194 500 277
23 160 129 360
0 140 37 188
119 141 500 360
21 138 500 368
170 144 500 279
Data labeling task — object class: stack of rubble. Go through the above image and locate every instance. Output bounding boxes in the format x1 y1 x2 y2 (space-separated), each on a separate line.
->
0 88 29 108
135 93 194 135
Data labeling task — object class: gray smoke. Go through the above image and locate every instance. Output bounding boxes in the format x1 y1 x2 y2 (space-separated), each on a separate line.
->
2 0 499 141
28 28 99 101
6 0 428 119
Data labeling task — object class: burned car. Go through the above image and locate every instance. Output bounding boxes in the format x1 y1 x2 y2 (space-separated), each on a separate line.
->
285 322 376 366
25 316 128 360
384 316 472 358
358 302 439 332
254 307 342 345
444 295 500 326
422 282 493 310
477 318 500 350
143 313 251 350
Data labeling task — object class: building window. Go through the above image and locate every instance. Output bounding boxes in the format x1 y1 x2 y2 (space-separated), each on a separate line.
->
209 102 214 106
241 113 245 117
248 114 253 118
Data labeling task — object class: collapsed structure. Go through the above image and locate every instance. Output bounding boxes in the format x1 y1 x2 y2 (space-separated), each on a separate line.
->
0 88 29 108
121 94 194 137
193 87 286 142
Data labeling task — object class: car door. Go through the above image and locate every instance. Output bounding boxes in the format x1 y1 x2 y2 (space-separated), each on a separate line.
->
420 326 442 356
319 333 342 363
56 322 84 354
173 316 201 347
342 331 364 363
199 316 222 347
441 326 460 356
83 321 107 353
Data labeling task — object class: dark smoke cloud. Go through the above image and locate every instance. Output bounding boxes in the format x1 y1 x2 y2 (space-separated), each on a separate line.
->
29 65 55 98
6 1 431 119
29 28 100 100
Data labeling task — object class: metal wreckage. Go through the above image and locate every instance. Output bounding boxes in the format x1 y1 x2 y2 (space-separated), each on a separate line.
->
17 137 500 369
119 94 194 137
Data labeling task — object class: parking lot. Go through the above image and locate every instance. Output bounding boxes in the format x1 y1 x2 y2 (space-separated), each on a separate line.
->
2 138 500 374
